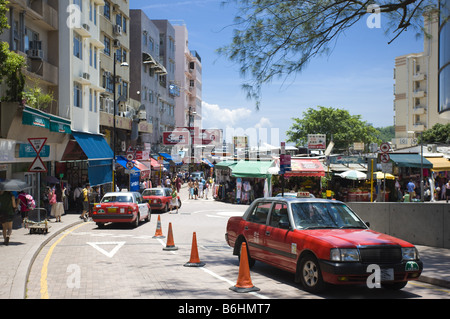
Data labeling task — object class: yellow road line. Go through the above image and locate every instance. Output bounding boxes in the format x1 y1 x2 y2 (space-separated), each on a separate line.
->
40 223 89 299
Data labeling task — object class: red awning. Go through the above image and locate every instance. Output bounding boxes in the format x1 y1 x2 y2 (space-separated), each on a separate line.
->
285 159 325 177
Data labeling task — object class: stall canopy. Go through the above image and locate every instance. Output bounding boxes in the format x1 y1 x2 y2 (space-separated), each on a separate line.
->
72 131 113 186
231 160 275 178
285 159 325 177
215 160 239 169
389 154 432 168
202 158 214 167
425 157 450 172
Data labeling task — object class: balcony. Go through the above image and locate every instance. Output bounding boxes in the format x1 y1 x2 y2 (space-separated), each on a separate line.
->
413 73 426 81
413 90 426 98
413 106 426 115
413 123 426 132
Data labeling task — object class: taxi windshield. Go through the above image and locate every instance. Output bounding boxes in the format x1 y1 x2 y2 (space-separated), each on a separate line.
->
142 189 164 196
290 202 367 230
101 195 133 203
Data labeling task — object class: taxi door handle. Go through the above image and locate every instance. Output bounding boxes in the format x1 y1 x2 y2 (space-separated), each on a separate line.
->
244 226 249 230
265 231 271 236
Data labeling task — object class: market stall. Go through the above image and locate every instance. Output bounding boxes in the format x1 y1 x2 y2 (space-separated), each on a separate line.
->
272 158 325 197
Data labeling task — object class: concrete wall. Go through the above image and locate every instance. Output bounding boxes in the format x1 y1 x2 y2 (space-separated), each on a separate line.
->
347 203 450 249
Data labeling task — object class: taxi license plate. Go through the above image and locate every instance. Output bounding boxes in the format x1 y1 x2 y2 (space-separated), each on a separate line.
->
380 268 394 281
107 207 117 213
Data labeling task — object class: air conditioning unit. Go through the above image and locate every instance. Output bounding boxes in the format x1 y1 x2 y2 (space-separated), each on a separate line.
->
427 144 437 153
113 39 121 47
138 110 147 121
113 24 122 35
82 72 90 80
27 49 44 60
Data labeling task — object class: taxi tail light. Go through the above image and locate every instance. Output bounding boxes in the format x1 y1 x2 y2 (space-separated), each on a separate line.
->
128 206 134 214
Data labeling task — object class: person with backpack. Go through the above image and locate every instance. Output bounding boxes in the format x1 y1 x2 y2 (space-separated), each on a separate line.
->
18 191 35 225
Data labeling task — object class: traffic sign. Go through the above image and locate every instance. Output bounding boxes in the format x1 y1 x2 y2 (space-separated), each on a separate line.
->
29 156 47 172
28 137 47 172
28 138 47 154
380 142 390 153
380 153 390 163
126 161 134 169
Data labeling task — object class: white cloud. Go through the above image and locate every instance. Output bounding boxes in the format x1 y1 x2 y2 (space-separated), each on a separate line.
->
201 101 252 129
254 117 272 129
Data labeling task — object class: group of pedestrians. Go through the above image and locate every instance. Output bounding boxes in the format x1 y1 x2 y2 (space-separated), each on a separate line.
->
187 177 213 200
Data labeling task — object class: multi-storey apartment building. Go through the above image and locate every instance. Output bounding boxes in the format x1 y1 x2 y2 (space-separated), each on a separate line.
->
0 0 70 194
129 12 176 152
393 11 449 148
98 0 132 154
439 0 450 118
173 23 202 129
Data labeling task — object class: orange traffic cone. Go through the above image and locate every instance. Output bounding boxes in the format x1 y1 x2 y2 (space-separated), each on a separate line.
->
163 222 178 251
229 242 260 293
184 232 205 267
152 215 165 238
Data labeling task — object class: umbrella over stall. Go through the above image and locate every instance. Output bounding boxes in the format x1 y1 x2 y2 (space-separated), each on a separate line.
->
338 170 367 180
0 179 31 192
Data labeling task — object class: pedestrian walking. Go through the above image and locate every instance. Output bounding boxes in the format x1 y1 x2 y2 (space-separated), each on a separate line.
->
407 179 415 202
0 190 17 245
193 179 199 200
169 186 179 214
80 183 91 221
204 179 210 200
446 180 450 203
17 191 32 225
42 186 51 219
188 179 193 199
51 184 64 222
198 178 204 199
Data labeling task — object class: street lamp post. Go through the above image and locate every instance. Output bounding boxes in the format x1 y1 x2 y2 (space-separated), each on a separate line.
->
188 106 196 175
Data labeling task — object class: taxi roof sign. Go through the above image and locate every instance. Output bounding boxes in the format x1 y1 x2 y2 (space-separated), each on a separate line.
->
296 191 311 198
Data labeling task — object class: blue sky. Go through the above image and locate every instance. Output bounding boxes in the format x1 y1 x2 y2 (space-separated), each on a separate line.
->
131 0 424 146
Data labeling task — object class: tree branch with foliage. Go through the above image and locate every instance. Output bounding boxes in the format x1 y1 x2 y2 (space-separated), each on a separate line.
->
286 106 380 152
0 0 26 102
218 0 439 107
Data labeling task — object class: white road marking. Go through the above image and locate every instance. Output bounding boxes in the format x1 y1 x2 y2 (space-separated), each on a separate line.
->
87 241 126 258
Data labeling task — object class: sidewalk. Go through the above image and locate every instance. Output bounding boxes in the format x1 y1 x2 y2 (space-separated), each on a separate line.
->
0 208 449 298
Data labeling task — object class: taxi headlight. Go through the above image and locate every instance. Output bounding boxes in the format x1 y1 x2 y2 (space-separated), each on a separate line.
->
402 247 418 260
330 248 360 262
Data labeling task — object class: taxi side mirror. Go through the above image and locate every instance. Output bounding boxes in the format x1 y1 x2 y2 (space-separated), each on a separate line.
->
365 221 370 228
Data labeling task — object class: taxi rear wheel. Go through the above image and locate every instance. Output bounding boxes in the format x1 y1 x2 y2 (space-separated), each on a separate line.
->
298 254 325 293
236 239 256 268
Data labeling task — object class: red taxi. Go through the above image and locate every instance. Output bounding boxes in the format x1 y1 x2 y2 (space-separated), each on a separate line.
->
225 195 423 292
92 192 151 228
142 188 181 212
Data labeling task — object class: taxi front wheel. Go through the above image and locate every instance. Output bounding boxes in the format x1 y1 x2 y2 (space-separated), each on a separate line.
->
298 254 325 293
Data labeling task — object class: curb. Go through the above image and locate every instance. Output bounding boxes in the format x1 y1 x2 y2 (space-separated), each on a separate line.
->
11 219 84 299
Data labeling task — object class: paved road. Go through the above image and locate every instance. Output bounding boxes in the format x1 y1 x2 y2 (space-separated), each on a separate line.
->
23 191 450 300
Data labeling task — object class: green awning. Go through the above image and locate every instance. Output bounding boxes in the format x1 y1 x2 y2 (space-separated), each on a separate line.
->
215 160 239 169
231 160 274 178
389 154 433 169
49 115 71 134
22 106 71 134
22 106 50 129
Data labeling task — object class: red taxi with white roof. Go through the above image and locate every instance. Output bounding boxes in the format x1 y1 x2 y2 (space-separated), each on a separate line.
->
225 192 423 292
142 188 181 212
92 192 151 228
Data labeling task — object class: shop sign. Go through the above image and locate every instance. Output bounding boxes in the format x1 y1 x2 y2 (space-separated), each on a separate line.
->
18 143 50 158
163 131 190 145
307 134 326 149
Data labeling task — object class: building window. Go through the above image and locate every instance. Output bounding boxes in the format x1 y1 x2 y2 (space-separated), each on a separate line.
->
74 0 82 11
73 33 82 59
104 36 110 56
74 83 82 108
89 44 93 66
104 1 111 20
94 48 97 69
94 91 98 112
89 89 93 111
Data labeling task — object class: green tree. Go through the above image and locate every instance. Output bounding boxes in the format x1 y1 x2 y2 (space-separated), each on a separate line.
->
286 106 380 152
219 0 440 107
0 0 26 102
421 123 450 144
